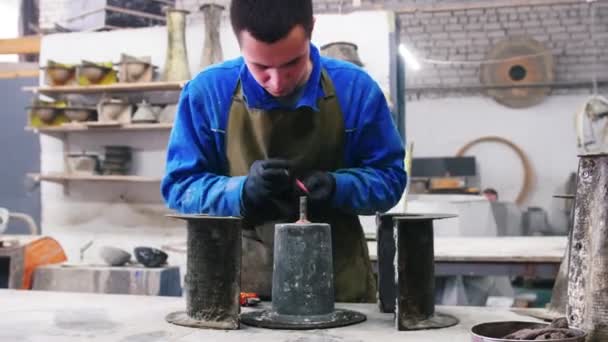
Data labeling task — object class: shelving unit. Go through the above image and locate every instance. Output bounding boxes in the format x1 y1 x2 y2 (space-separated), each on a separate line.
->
26 81 181 188
22 81 184 95
26 123 173 134
28 173 162 183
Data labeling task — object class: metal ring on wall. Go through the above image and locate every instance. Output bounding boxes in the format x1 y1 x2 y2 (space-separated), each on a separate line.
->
456 136 534 205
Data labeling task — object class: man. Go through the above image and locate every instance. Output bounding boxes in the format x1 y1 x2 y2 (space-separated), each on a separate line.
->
162 0 406 303
482 188 499 202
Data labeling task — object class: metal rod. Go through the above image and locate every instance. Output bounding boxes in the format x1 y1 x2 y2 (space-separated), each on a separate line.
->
299 196 308 222
407 80 608 92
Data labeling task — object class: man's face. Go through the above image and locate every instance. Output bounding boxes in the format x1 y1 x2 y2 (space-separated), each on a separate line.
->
484 192 498 202
239 25 312 97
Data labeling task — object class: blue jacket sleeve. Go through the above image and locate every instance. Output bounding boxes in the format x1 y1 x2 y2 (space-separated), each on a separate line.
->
161 82 245 216
331 78 407 215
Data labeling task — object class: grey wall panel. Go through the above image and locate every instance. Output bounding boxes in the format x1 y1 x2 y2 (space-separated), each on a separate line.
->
0 77 40 235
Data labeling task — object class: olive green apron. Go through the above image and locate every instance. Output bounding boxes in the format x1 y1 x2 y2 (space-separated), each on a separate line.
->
225 69 376 302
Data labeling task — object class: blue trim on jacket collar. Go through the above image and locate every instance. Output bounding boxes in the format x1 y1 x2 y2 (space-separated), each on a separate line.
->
238 43 324 112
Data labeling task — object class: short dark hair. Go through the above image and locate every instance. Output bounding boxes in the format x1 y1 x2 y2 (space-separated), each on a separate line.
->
483 188 498 197
230 0 314 44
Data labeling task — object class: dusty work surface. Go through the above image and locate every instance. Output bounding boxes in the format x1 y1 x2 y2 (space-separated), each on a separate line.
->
368 236 566 263
0 290 540 341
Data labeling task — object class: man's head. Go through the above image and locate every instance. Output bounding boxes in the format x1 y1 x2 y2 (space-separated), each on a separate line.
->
482 188 499 202
230 0 315 97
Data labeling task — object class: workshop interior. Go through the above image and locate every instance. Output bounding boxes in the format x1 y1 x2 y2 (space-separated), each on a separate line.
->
0 0 607 341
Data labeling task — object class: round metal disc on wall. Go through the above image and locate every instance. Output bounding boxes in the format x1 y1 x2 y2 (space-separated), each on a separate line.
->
480 36 554 108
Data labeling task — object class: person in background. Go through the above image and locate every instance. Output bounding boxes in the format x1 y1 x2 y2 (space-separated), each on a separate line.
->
161 0 406 302
483 188 499 202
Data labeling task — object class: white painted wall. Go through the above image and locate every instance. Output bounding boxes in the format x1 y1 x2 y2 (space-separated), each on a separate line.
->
37 11 393 271
0 0 20 62
406 94 586 232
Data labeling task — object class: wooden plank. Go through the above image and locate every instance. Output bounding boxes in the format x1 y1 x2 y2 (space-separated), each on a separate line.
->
28 173 162 183
26 123 173 133
368 236 567 263
0 36 41 55
22 81 185 94
0 289 543 341
0 69 39 79
0 62 39 79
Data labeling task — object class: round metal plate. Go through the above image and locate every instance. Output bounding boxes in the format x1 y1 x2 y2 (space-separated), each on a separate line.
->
400 312 459 331
165 311 239 330
240 309 366 330
481 36 554 108
381 213 458 221
470 321 587 341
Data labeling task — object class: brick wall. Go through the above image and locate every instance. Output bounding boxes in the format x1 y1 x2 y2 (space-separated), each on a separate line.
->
397 1 608 93
40 0 608 95
39 0 72 30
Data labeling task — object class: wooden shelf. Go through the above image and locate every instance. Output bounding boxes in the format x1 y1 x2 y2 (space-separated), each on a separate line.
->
28 173 162 183
23 81 184 95
26 123 173 133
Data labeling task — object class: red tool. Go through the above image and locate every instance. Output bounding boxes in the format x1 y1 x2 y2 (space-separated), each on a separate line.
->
240 292 261 307
296 178 309 194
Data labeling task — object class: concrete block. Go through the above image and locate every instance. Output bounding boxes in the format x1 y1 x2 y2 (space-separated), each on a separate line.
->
567 25 588 33
433 11 451 17
546 24 567 33
426 25 445 33
485 23 502 31
430 32 449 40
487 30 506 38
445 24 463 31
449 32 468 40
466 9 484 16
551 33 571 41
571 32 591 41
561 18 582 26
503 21 522 29
472 38 490 47
522 21 542 28
32 264 182 297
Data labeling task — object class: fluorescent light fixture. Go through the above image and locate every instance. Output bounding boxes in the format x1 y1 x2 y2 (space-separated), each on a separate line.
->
399 44 421 71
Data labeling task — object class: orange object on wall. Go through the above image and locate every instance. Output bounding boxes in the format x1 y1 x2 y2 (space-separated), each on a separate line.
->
22 237 67 289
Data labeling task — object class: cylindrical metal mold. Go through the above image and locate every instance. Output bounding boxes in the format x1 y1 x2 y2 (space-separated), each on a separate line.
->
272 222 334 316
166 215 241 330
567 153 608 341
375 213 402 313
240 198 366 330
393 214 459 330
397 218 435 321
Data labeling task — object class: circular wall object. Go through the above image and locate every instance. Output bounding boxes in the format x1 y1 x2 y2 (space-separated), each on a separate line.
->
481 36 554 108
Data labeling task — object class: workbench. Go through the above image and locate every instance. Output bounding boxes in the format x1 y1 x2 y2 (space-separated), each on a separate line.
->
0 289 541 341
368 236 566 278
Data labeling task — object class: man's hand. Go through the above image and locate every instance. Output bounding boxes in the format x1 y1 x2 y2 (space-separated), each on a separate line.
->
301 172 336 206
242 159 291 219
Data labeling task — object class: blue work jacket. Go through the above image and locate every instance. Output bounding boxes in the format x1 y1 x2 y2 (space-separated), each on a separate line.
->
162 44 406 216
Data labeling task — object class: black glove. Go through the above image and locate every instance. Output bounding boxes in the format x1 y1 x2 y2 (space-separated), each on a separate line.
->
301 171 336 206
241 159 292 222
